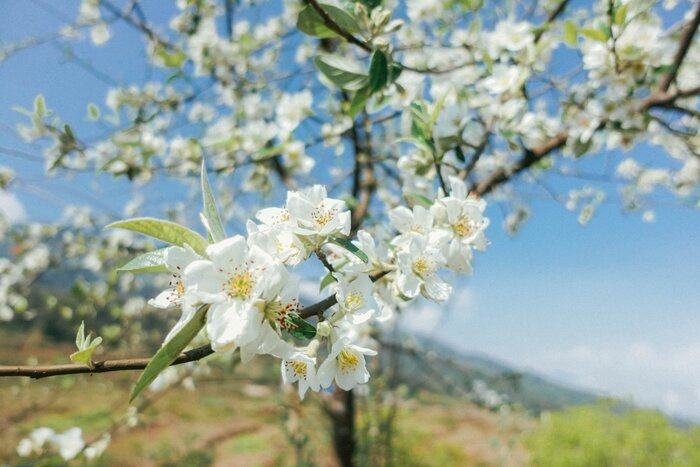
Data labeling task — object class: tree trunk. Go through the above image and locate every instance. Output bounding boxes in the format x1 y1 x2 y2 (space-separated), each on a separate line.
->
326 388 355 467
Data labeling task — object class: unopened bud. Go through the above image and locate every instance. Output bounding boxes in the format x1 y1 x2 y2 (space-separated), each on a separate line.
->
384 19 403 33
372 9 391 29
316 321 332 337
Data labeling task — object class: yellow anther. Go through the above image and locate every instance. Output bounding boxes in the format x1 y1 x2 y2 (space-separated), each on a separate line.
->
226 271 255 300
453 215 477 238
344 291 364 310
338 349 359 372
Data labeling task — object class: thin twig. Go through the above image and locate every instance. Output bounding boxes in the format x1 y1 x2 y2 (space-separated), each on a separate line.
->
0 344 214 379
658 1 700 92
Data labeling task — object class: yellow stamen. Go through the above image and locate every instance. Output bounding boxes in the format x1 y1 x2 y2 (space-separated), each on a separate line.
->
311 202 338 227
344 290 364 311
226 272 255 300
287 360 307 378
413 258 430 276
453 215 477 238
338 349 359 372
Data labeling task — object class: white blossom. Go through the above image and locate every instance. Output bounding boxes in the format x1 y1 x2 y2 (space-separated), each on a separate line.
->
318 337 377 391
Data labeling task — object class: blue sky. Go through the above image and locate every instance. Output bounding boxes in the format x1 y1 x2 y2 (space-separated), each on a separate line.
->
2 1 700 420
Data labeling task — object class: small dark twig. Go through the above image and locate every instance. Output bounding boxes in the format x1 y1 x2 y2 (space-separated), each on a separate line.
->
0 345 214 379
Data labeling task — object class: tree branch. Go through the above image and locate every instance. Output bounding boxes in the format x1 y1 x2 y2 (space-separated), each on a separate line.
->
350 111 376 234
473 131 569 195
658 1 700 93
534 0 571 42
305 0 474 75
101 0 175 49
306 0 371 52
1 269 393 378
0 344 214 379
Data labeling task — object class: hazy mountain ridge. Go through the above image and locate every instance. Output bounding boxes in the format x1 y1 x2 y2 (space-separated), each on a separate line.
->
384 333 598 413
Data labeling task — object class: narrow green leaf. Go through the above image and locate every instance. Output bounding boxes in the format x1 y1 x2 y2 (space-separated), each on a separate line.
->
653 64 675 75
358 0 382 9
287 315 317 340
297 3 360 38
404 192 434 207
389 63 403 83
63 123 75 141
200 161 226 242
315 55 368 91
579 28 607 42
454 145 466 163
117 248 169 273
87 103 100 120
106 218 208 255
563 20 577 47
130 305 208 402
614 3 629 25
348 86 370 118
75 321 85 349
253 145 285 161
429 92 450 135
34 95 46 117
533 156 553 170
368 50 389 93
156 48 187 68
330 237 369 263
319 272 337 292
573 138 593 158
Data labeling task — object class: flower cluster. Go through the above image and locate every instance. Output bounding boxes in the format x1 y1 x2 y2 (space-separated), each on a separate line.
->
143 179 488 399
16 426 110 462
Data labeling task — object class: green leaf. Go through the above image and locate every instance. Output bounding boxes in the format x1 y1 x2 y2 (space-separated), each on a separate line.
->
200 161 226 242
573 138 593 158
117 248 169 273
348 86 370 118
563 20 577 47
130 305 208 402
533 156 554 170
315 55 368 91
70 320 102 368
404 192 434 207
368 50 389 93
34 95 46 117
429 92 450 135
653 64 675 75
320 272 337 292
106 218 209 255
63 123 75 141
330 237 369 263
287 315 317 340
358 0 382 9
614 3 629 25
253 145 285 161
75 321 85 349
70 338 102 367
87 103 100 120
454 145 466 163
579 28 608 42
156 48 187 68
389 63 403 83
297 3 360 38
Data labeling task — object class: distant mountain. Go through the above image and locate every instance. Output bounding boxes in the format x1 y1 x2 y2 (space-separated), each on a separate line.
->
381 334 598 414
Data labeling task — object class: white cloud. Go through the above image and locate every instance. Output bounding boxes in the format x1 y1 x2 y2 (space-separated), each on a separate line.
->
519 341 700 421
0 191 26 224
